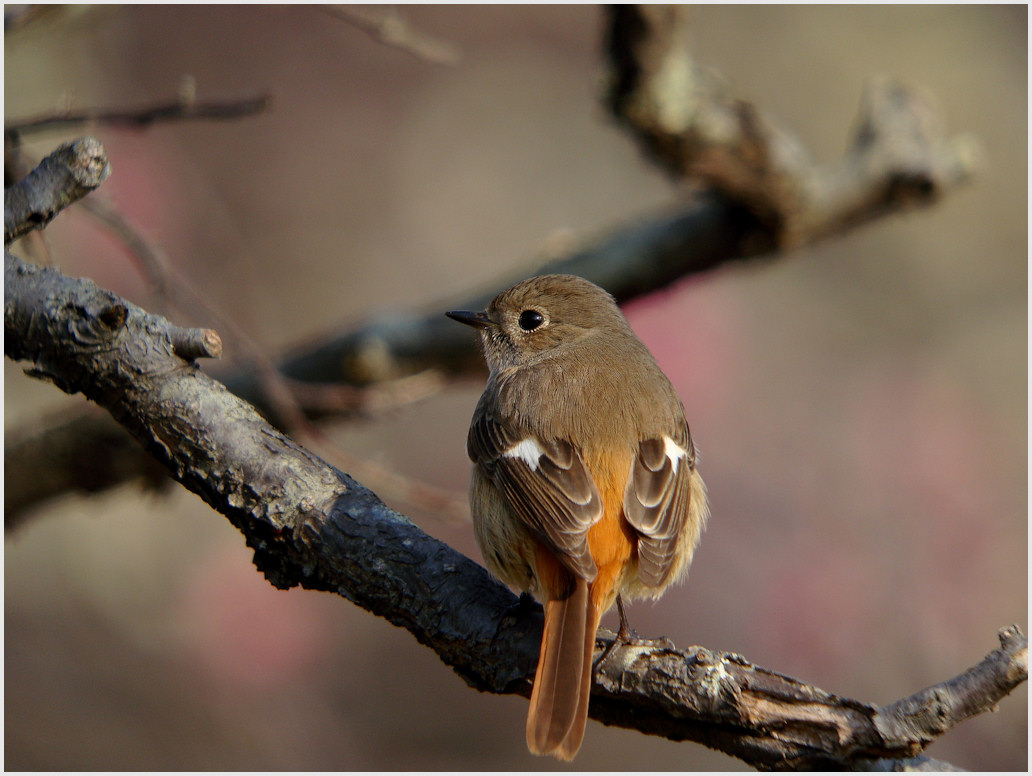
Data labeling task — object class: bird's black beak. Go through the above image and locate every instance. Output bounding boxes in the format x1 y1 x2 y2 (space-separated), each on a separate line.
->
446 309 494 329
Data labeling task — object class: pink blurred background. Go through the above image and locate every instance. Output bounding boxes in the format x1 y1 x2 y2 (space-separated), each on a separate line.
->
5 6 1026 770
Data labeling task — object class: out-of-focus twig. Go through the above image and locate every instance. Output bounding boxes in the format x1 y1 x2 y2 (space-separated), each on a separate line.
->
4 92 272 140
321 4 461 65
3 4 54 32
282 369 447 418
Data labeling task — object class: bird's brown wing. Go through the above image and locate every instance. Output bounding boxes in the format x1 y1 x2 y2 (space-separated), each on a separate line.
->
623 422 696 586
468 411 601 582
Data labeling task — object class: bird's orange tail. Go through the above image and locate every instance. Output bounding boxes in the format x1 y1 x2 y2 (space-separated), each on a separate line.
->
526 577 601 760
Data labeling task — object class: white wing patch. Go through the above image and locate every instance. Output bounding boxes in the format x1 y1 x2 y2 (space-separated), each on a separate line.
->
663 435 688 472
503 437 545 471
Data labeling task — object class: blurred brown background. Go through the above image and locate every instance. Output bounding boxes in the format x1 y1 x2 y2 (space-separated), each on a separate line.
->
4 5 1026 771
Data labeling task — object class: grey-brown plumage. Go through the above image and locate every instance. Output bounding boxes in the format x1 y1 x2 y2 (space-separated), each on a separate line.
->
448 274 709 760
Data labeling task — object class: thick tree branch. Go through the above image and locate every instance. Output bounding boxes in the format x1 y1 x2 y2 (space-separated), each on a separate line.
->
4 250 1025 769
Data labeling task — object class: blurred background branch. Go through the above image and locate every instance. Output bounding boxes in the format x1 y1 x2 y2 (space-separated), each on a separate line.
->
4 89 271 139
4 4 981 521
605 6 981 247
320 4 462 66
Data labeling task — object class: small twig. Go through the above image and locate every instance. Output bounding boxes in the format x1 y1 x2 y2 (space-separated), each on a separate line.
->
872 624 1029 751
171 327 223 361
4 136 110 243
322 5 461 65
77 195 175 293
4 92 272 139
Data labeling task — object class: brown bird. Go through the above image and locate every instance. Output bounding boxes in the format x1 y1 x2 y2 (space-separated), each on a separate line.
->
447 274 708 760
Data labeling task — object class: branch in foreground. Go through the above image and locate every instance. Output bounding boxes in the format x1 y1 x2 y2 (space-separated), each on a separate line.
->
4 136 110 244
5 251 1025 769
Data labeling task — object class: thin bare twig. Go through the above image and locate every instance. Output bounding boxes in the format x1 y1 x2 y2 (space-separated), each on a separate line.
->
5 92 272 139
322 4 461 65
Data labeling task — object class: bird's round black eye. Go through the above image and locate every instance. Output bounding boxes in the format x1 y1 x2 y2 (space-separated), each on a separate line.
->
518 309 545 332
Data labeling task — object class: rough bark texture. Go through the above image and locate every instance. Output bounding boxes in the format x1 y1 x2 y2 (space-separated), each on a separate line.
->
4 136 110 243
5 250 1026 770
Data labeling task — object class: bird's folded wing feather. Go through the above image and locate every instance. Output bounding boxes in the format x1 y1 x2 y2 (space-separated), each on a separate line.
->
623 423 696 586
469 412 602 581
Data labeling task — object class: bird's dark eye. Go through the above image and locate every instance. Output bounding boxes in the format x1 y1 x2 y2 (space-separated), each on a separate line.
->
518 309 545 332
